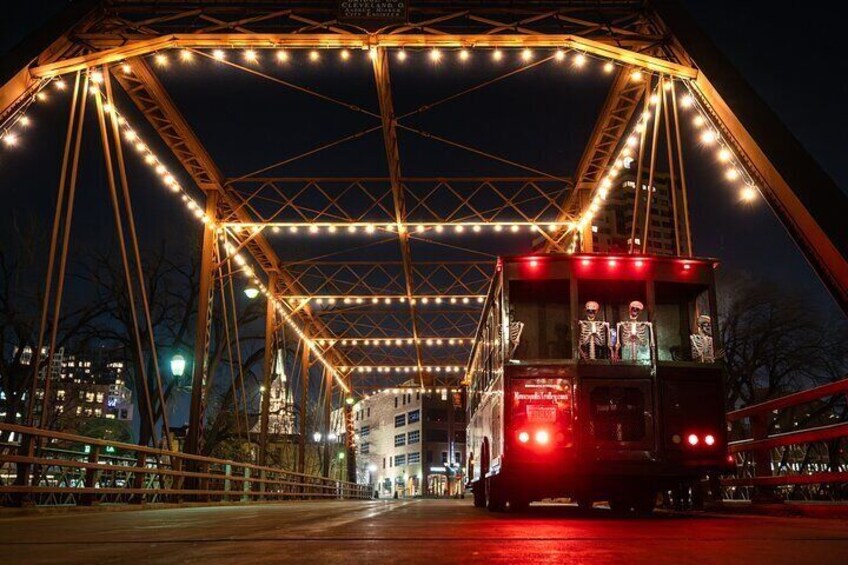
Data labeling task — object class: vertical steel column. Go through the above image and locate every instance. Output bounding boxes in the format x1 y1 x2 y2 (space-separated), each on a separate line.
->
322 368 332 478
344 401 356 483
185 192 218 457
258 274 277 466
297 341 310 474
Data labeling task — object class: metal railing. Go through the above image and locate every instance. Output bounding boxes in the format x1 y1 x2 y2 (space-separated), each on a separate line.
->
722 378 848 501
0 423 371 507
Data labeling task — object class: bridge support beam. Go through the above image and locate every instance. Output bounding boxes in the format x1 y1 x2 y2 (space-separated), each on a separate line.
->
185 192 218 458
258 273 278 466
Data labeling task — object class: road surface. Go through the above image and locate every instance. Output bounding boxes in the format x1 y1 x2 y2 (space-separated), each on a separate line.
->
1 499 847 564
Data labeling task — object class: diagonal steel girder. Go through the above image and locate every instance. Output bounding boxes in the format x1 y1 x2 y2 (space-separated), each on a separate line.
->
112 58 353 384
544 68 646 251
371 47 426 387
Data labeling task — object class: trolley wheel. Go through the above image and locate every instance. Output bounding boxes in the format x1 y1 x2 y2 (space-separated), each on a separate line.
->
632 489 657 516
576 497 594 511
473 480 486 508
508 497 530 513
486 477 506 512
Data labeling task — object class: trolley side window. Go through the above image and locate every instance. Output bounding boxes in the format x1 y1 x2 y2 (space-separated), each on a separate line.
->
654 282 713 362
508 279 571 360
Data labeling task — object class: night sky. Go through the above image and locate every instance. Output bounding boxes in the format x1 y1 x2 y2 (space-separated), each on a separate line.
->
2 0 847 320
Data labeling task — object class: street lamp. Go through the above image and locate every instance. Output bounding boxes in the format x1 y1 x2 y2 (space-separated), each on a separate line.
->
327 432 338 442
170 354 186 378
312 432 322 442
243 286 260 299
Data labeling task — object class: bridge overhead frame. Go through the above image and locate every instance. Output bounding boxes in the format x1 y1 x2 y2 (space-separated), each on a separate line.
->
2 1 847 461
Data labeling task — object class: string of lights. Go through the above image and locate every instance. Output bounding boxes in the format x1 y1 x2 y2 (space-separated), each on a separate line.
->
339 365 464 374
148 45 633 74
678 84 759 203
316 338 471 347
228 221 576 234
93 75 351 392
564 79 663 253
285 295 485 306
0 78 62 150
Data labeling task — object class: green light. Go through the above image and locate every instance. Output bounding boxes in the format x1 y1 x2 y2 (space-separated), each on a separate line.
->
338 452 346 460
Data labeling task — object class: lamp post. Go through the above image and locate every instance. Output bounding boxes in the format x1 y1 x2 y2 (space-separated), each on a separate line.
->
243 286 260 299
170 354 186 381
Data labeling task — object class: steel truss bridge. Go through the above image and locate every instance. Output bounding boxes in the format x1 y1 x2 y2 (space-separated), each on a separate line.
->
0 0 846 511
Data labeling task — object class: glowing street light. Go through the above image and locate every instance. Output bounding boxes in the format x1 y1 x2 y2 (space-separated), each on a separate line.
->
313 432 322 442
170 354 187 378
244 286 260 299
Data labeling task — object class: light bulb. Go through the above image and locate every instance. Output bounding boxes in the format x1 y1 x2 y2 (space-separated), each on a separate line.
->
212 49 225 61
459 49 470 61
521 48 532 62
430 48 441 62
276 50 289 62
573 53 586 67
244 49 258 63
603 61 614 73
492 49 503 62
397 49 407 62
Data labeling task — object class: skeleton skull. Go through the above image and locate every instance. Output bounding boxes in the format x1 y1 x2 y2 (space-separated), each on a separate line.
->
697 315 712 337
628 300 644 320
585 300 600 321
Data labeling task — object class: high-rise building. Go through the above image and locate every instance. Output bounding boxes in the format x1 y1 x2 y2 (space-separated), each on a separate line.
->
590 163 691 256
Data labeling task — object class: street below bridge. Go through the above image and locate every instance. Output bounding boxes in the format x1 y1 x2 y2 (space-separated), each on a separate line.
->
1 499 847 564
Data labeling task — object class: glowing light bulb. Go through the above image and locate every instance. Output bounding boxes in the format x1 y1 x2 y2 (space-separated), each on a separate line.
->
494 224 503 232
309 50 320 62
90 71 104 84
37 91 48 101
740 186 757 202
365 224 375 234
725 168 740 181
718 148 732 162
276 50 289 62
212 49 226 61
19 116 30 127
244 49 258 63
429 48 441 62
492 49 503 62
368 48 377 61
54 79 66 90
397 49 407 62
415 224 425 233
701 130 717 145
510 224 519 233
2 133 18 146
554 49 565 62
680 94 694 108
459 48 470 62
521 48 533 62
650 93 660 105
472 225 481 233
630 69 643 81
347 225 357 233
180 49 194 62
693 115 705 127
340 49 350 61
154 53 168 67
573 53 586 67
603 61 614 73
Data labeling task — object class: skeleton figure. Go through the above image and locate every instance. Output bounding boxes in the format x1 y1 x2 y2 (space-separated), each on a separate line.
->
615 300 654 363
508 308 524 357
690 314 715 363
578 301 610 360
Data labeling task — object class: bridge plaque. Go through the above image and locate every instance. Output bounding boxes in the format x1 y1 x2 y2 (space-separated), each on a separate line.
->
338 1 408 23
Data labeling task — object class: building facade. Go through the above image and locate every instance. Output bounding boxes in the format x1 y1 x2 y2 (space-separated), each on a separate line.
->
351 384 466 498
590 165 691 256
6 346 134 427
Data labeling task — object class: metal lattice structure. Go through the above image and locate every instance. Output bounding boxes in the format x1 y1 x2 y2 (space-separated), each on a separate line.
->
1 1 846 462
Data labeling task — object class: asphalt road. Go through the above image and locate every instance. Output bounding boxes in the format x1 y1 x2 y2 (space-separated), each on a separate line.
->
1 499 847 564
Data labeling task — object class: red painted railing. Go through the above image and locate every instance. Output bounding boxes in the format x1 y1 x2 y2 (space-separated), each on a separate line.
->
722 378 848 500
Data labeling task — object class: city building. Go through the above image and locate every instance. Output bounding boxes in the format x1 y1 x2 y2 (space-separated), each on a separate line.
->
589 163 691 256
351 383 466 498
5 346 134 427
251 354 295 437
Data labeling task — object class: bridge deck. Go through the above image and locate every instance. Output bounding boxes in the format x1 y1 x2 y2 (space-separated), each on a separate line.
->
1 499 847 564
